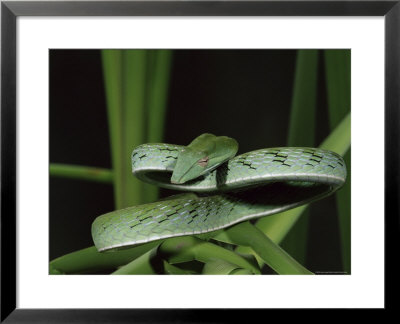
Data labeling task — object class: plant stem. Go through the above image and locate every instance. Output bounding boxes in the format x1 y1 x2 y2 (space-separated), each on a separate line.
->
49 242 158 274
202 259 247 275
142 49 173 204
163 261 196 274
102 50 124 208
319 112 351 155
324 49 351 273
287 50 318 146
121 50 148 207
283 49 318 264
112 247 159 275
50 163 113 183
159 236 261 274
147 50 173 144
225 222 313 274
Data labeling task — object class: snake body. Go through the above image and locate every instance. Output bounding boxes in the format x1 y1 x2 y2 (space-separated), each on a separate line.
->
92 142 346 252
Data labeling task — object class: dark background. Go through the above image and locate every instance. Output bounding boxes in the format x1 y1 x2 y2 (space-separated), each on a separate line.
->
50 49 342 272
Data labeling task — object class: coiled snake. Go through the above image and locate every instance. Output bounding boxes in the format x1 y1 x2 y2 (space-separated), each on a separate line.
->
92 134 346 252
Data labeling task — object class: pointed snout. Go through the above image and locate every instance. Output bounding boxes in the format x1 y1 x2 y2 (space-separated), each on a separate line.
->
170 173 185 184
170 164 188 184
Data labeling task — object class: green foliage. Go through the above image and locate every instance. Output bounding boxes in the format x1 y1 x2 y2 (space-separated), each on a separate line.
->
102 49 172 208
49 242 159 274
50 50 351 275
281 50 318 264
224 222 313 274
324 50 351 273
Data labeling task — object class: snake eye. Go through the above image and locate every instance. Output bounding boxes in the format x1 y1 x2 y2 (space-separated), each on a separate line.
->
198 157 209 167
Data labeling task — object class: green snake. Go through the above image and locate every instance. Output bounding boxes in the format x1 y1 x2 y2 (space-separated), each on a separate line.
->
92 134 347 252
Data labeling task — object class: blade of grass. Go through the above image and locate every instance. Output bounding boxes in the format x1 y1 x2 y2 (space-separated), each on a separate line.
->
287 50 318 146
110 236 260 275
319 113 351 154
112 247 159 275
324 50 350 126
224 222 313 274
114 254 201 275
142 50 173 204
50 163 113 184
102 50 151 208
163 261 197 274
324 49 351 273
202 259 242 275
49 242 158 274
281 49 319 264
335 151 351 272
146 50 173 144
121 50 148 207
159 236 261 274
103 50 172 207
102 50 124 208
230 268 254 275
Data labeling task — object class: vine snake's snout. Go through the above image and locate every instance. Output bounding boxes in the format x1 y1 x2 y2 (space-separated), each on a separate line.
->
171 133 238 184
92 133 347 252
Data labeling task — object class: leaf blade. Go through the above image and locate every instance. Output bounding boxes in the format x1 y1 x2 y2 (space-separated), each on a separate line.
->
281 49 319 264
324 49 351 273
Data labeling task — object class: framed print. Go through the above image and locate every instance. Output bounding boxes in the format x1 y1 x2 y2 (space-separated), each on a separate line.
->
1 0 397 321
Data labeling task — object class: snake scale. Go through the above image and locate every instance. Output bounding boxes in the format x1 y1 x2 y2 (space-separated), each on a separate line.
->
92 134 346 252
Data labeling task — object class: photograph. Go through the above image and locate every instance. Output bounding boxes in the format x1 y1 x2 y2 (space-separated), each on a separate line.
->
2 0 393 319
49 49 351 275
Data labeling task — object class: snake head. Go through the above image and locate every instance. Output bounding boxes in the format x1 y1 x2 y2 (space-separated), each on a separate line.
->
171 147 210 184
171 133 238 184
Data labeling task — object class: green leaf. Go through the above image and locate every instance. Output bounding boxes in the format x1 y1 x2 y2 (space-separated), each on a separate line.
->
102 50 173 208
146 50 173 144
159 236 261 274
230 268 254 275
120 50 148 207
202 260 242 275
112 247 159 275
324 50 350 127
287 50 318 146
142 50 173 204
281 49 319 264
324 49 351 273
224 222 313 275
319 113 351 155
49 242 158 274
102 50 125 208
163 261 197 274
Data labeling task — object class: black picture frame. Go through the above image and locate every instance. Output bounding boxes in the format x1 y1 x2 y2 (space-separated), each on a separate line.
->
1 0 396 321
